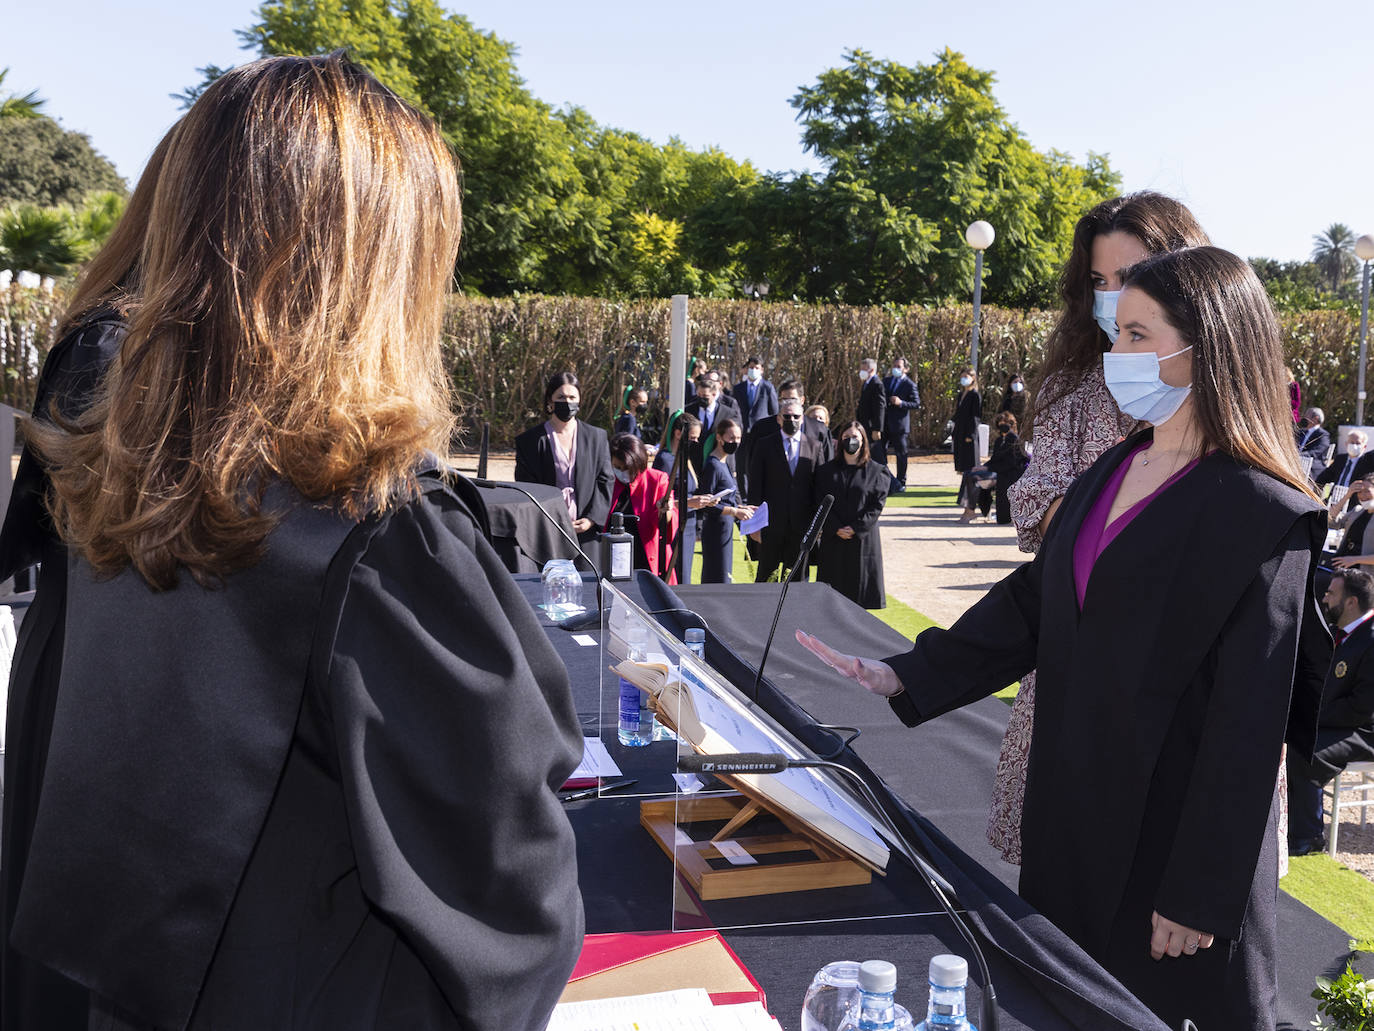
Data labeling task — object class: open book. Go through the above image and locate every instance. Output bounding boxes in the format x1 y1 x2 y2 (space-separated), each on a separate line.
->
613 659 889 872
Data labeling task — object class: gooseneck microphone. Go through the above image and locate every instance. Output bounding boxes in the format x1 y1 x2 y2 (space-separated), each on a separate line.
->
752 493 834 702
677 750 1000 1031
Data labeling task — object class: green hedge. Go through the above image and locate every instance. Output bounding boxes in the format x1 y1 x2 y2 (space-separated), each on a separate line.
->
4 284 1366 447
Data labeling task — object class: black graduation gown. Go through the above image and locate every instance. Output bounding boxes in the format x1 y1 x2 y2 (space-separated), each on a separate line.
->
2 474 585 1030
697 454 739 584
814 458 889 609
952 388 981 472
882 431 1328 1029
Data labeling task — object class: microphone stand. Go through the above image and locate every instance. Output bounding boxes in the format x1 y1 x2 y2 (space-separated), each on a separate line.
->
752 493 833 703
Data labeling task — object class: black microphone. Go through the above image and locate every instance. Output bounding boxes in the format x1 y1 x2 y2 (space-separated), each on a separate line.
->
752 494 834 702
677 750 1000 1031
468 477 605 629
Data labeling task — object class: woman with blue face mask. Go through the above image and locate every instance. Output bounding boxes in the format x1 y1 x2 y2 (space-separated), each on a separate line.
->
797 247 1328 1028
989 193 1211 868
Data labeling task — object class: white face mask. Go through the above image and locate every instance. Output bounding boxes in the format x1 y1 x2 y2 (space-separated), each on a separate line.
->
1011 381 1024 393
613 467 632 485
747 367 762 382
959 375 973 387
1350 443 1365 459
858 369 871 382
1101 345 1193 425
1093 290 1122 344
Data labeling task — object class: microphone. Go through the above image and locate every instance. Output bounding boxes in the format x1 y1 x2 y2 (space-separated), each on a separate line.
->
677 750 1000 1031
468 477 605 629
752 494 834 702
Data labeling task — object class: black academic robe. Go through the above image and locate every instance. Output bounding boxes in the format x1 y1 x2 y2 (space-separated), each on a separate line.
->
952 388 981 472
814 458 889 609
513 419 613 541
882 431 1328 1029
3 472 585 1031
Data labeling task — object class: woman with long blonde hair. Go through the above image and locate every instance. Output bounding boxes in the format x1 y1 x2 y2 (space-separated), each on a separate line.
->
1 53 583 1029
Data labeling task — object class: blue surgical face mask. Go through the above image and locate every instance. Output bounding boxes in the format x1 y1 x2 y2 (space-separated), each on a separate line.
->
890 367 903 379
747 367 762 382
613 467 632 485
1102 345 1194 426
1093 290 1122 343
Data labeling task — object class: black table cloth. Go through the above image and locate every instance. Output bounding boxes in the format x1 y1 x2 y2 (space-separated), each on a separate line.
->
480 481 579 573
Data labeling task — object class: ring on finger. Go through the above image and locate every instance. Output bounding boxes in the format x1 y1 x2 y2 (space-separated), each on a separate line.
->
1183 937 1200 954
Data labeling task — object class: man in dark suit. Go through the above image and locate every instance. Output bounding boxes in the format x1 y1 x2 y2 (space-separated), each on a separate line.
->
881 357 920 489
856 358 887 463
746 397 822 582
1287 566 1374 854
1295 406 1332 479
1316 430 1374 502
685 374 741 472
732 356 778 434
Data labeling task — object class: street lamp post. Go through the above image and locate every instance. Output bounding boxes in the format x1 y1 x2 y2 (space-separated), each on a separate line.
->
965 221 995 370
1356 234 1374 426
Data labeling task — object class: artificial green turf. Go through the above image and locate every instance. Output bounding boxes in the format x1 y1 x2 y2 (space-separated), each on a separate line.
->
1281 853 1374 944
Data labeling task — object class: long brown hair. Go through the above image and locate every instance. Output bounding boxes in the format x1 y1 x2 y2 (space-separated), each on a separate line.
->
35 53 463 589
1122 246 1317 501
1033 192 1209 422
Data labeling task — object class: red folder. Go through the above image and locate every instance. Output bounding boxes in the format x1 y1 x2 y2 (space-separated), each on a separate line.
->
562 930 768 1009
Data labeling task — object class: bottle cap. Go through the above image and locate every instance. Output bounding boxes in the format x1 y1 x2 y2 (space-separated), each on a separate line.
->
858 960 896 993
929 954 968 987
685 629 705 644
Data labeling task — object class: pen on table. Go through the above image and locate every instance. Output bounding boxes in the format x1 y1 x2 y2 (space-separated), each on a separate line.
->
561 779 637 803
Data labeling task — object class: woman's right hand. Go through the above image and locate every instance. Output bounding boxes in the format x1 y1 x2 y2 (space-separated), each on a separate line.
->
687 494 718 510
795 630 903 698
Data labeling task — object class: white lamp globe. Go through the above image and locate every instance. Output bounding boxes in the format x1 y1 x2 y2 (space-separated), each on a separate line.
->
965 220 995 250
1356 234 1374 262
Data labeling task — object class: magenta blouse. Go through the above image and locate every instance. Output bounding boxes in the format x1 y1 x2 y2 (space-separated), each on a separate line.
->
1072 442 1200 608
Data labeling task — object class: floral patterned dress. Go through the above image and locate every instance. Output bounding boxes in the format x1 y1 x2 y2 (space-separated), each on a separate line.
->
995 361 1290 876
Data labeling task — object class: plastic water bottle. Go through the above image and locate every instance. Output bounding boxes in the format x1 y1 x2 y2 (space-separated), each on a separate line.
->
617 626 654 746
684 627 706 659
812 960 910 1031
915 955 976 1031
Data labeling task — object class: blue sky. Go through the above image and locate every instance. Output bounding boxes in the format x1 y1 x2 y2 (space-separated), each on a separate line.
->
7 0 1373 264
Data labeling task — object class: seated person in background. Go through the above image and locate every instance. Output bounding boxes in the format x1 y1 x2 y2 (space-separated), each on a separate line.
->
1287 566 1374 854
606 432 679 581
1329 479 1374 562
1295 406 1331 479
613 386 648 440
805 403 830 428
1316 429 1373 506
956 413 1027 525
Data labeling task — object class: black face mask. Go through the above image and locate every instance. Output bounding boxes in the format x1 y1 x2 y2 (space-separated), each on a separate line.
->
781 417 802 435
721 440 739 455
635 405 647 416
552 400 579 422
996 424 1010 435
843 437 862 455
1298 418 1310 429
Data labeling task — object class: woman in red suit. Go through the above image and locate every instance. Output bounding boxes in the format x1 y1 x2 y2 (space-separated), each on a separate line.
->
607 433 680 581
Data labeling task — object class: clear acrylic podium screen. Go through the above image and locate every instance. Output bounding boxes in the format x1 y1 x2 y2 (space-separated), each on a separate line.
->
595 583 942 933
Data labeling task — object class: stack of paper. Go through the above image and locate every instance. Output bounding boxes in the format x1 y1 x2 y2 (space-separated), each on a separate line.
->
547 988 781 1031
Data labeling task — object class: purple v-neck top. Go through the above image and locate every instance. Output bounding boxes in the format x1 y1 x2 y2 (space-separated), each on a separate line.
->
1073 442 1200 608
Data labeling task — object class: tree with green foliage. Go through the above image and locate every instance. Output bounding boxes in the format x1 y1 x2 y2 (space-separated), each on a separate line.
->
708 49 1119 307
1313 223 1359 295
1250 257 1337 313
0 68 46 120
0 191 127 277
185 0 759 298
0 116 125 209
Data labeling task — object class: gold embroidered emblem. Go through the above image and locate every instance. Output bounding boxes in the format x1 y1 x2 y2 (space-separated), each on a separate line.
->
1336 661 1349 679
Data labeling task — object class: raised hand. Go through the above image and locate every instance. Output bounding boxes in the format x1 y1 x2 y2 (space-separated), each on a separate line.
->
795 630 903 698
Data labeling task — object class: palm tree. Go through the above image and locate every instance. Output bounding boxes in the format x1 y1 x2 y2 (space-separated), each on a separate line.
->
0 68 45 120
1312 223 1358 294
0 205 83 277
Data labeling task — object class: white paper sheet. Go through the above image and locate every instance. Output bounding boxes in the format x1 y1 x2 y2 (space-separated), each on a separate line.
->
567 737 623 781
738 502 768 535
